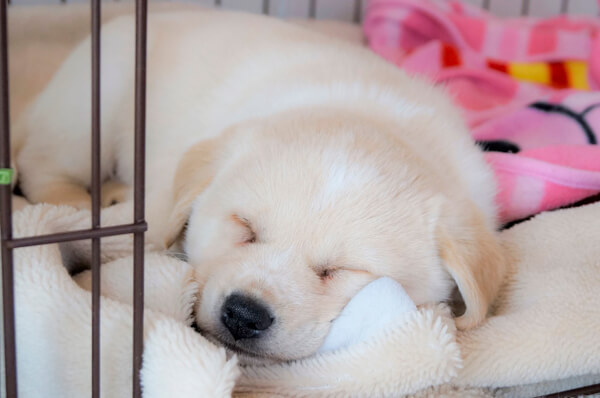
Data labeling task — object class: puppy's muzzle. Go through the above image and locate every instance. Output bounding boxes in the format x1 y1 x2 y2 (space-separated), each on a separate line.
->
221 294 274 340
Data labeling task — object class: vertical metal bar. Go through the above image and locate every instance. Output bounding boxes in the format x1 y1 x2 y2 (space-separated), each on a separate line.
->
560 0 569 14
520 0 530 16
90 0 102 395
0 0 17 396
214 0 221 7
262 0 270 15
353 0 362 23
309 0 317 18
482 0 491 11
132 0 147 395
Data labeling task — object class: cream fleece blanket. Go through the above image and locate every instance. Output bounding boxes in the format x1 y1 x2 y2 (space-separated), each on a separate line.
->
1 204 240 398
2 201 600 397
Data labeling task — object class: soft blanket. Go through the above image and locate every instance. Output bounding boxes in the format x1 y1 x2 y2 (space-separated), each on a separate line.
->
364 0 600 224
4 200 600 397
1 205 240 398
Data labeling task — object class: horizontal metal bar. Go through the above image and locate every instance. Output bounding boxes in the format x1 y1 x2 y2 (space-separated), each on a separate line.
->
4 221 147 249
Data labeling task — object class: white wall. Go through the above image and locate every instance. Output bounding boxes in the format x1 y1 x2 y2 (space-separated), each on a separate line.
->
10 0 600 19
179 0 600 19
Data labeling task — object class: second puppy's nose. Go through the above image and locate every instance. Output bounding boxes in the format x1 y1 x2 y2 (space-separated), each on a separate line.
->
221 294 274 340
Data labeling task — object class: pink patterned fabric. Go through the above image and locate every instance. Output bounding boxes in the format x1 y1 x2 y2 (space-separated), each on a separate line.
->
364 0 600 223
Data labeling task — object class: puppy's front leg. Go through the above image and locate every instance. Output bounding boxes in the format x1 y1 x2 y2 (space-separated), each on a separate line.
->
36 179 130 209
32 179 92 210
101 179 130 207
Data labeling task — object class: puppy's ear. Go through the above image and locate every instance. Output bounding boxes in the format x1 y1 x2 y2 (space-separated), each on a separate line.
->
437 203 507 330
164 138 220 248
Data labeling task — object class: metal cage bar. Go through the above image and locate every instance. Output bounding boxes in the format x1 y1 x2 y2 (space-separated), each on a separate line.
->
353 0 362 23
90 0 102 395
520 0 531 16
309 0 317 19
5 222 147 249
0 0 17 395
132 0 148 396
0 0 148 397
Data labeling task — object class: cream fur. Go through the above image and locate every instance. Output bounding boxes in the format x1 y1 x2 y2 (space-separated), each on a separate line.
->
12 3 507 361
73 253 199 326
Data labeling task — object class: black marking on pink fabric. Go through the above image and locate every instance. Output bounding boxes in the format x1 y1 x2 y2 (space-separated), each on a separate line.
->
529 101 598 145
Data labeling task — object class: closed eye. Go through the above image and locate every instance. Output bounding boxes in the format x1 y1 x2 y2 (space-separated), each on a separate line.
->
231 214 257 245
316 267 339 281
315 266 371 281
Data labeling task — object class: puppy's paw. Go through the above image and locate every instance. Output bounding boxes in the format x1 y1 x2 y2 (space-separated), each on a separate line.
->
12 195 30 212
101 180 130 208
453 313 481 330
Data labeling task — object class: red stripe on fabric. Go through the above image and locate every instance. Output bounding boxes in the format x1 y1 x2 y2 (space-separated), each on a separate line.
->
487 59 508 74
549 62 569 88
441 43 461 67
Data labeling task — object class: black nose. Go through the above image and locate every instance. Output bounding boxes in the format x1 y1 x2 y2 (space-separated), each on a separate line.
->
221 294 274 341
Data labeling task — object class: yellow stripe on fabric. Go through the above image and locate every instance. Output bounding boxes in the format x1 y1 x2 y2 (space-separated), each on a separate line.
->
564 60 589 90
508 62 550 86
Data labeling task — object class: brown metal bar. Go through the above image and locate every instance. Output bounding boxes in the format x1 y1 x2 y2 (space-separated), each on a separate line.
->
132 0 147 395
0 0 17 394
353 0 362 23
5 222 147 249
520 0 531 16
309 0 317 19
90 0 102 394
262 0 269 15
539 383 600 397
132 235 144 398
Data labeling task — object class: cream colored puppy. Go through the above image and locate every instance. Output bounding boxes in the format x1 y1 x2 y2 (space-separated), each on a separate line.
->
15 10 505 363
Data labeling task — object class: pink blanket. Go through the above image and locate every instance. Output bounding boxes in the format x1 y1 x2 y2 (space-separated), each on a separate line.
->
364 0 600 224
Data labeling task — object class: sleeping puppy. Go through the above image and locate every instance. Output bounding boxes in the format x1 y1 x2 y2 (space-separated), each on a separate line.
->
15 10 506 363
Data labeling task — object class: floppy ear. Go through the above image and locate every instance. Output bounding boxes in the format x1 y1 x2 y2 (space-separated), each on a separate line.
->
437 205 507 330
164 138 220 248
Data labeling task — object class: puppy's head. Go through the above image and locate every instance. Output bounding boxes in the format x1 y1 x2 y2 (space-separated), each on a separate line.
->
166 111 505 363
